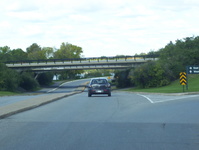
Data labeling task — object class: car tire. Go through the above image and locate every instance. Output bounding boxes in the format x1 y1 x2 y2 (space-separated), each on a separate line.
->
108 92 111 97
88 93 92 97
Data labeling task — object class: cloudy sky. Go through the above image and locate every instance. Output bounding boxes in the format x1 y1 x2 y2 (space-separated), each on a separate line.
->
1 0 199 57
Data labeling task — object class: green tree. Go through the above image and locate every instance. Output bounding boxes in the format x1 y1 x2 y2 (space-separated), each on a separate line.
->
0 63 20 91
159 36 199 79
54 42 84 80
54 42 83 59
42 47 54 59
9 48 28 61
0 46 12 62
26 43 45 60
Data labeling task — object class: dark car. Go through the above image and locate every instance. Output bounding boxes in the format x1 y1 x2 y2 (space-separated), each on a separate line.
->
88 78 111 97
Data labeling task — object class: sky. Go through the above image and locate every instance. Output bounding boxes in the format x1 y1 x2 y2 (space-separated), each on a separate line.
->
1 0 199 57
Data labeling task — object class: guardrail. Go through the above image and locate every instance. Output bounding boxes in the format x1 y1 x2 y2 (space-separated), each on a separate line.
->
5 55 159 65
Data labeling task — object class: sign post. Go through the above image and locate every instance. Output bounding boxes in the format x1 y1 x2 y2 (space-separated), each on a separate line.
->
180 72 187 92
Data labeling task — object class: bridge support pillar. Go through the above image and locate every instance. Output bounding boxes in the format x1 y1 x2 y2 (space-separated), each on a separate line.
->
34 73 39 79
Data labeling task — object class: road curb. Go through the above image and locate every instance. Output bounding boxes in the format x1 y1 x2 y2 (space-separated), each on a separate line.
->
0 91 82 119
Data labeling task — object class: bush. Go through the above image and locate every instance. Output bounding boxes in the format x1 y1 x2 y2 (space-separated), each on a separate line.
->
37 72 54 86
19 73 39 91
114 69 132 88
0 63 20 91
132 61 172 88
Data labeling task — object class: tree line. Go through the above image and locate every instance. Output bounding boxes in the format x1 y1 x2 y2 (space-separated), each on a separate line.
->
1 36 199 92
0 42 83 92
115 36 199 88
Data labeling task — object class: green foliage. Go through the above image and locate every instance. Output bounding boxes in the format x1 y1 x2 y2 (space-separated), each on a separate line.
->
0 63 20 91
84 70 112 78
0 42 85 92
26 43 47 60
116 36 199 89
37 72 54 86
114 69 132 88
0 46 12 62
84 71 102 78
42 47 54 59
132 62 171 88
53 43 84 79
127 74 199 93
19 72 39 91
3 69 20 91
58 70 83 80
54 42 83 59
159 36 199 78
9 48 28 61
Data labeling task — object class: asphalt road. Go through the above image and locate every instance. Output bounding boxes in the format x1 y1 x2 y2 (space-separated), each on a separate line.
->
0 87 199 150
0 79 89 107
36 78 90 93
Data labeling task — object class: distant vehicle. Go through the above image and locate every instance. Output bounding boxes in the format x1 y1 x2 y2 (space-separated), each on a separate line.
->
87 78 111 97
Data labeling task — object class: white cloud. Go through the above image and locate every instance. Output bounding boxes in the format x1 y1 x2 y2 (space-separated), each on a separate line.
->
1 0 199 57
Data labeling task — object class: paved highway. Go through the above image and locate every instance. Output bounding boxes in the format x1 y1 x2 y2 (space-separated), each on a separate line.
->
0 85 199 150
0 79 89 107
36 78 89 94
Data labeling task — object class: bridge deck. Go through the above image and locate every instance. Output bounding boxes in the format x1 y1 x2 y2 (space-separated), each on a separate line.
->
5 56 158 71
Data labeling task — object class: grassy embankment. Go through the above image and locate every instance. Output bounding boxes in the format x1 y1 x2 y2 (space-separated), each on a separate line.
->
0 91 21 97
127 74 199 93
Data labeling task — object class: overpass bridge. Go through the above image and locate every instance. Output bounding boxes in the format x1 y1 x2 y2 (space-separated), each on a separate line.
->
5 55 158 72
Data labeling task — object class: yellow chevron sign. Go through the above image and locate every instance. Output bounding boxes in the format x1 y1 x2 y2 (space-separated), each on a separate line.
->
180 72 187 85
180 75 186 79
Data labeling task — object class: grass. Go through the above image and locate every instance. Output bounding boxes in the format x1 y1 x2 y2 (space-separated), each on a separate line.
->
126 74 199 93
0 91 21 97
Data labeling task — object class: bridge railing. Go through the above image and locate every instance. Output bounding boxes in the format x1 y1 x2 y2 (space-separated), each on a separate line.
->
4 55 159 65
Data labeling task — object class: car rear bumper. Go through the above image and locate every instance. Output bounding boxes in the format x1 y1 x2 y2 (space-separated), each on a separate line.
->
88 88 111 94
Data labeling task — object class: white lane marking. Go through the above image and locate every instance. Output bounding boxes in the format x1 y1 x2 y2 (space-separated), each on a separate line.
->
47 81 75 93
137 94 154 103
153 95 199 103
47 79 89 93
47 88 58 93
137 94 199 104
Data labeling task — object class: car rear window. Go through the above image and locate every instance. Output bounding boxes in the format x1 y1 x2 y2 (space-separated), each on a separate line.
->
91 79 108 84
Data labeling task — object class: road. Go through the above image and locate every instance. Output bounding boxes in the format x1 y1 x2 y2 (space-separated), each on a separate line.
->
0 79 89 107
0 83 199 150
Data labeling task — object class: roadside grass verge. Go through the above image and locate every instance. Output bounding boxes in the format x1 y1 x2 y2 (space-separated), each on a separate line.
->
0 91 21 97
126 74 199 93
